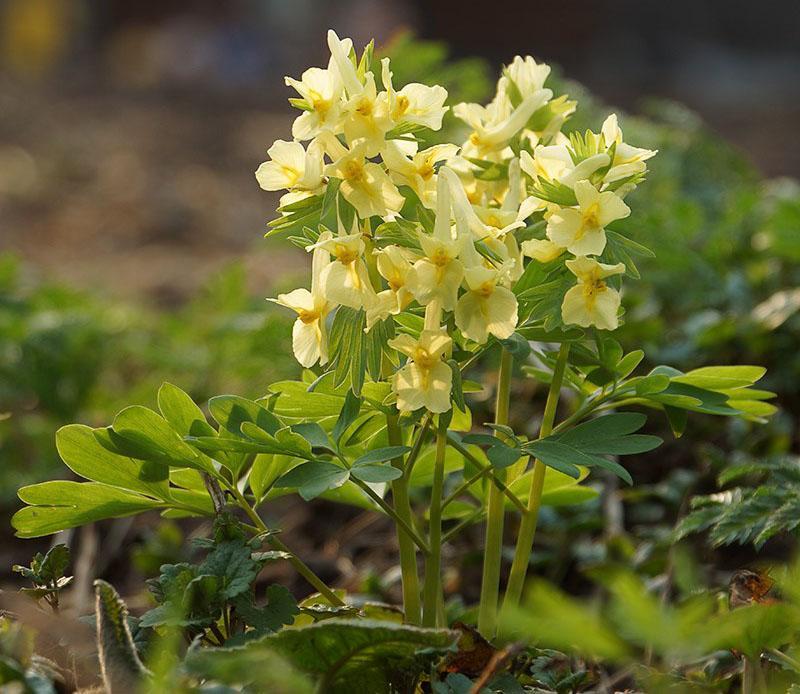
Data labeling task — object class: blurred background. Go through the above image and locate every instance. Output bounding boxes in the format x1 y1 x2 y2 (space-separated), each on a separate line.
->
2 0 800 604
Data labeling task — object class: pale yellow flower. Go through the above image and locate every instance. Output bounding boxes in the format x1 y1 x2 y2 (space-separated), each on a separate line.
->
381 59 449 131
455 88 552 158
454 266 518 343
561 256 626 330
366 245 417 329
546 180 630 256
601 113 657 184
325 143 404 219
255 139 324 195
521 238 565 263
382 141 458 208
502 55 551 97
521 144 610 188
406 176 464 310
284 62 343 140
307 229 376 310
341 71 392 155
389 330 453 413
271 243 333 367
326 30 362 98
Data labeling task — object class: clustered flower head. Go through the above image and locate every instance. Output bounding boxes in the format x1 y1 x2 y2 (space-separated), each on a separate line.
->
258 31 656 414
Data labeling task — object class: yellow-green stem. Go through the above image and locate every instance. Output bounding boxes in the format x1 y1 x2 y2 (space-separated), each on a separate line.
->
422 415 448 626
387 413 422 624
502 342 570 611
477 348 513 637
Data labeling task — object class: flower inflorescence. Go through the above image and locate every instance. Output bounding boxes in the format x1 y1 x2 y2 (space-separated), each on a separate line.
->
257 31 656 414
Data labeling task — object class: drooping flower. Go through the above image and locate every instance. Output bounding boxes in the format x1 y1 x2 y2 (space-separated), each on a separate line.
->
546 180 630 256
561 256 626 330
324 143 404 219
271 242 334 367
389 329 453 413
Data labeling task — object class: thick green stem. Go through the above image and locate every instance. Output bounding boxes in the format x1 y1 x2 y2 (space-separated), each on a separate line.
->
422 415 448 626
502 342 570 611
387 413 422 624
477 348 513 637
227 483 344 606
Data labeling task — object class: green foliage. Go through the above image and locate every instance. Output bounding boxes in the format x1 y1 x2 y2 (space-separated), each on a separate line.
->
0 255 297 499
0 617 63 692
140 515 299 646
238 619 457 693
12 543 72 609
501 569 800 690
676 455 800 548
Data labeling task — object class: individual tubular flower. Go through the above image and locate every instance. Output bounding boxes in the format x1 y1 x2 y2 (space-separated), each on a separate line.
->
406 175 464 311
284 62 344 140
454 265 518 343
502 55 551 97
546 179 630 256
561 256 626 330
381 59 449 131
382 141 459 208
601 113 657 184
271 242 333 367
521 238 565 263
455 87 553 159
255 139 325 206
327 30 363 98
324 143 404 219
341 71 392 155
365 245 417 330
307 226 376 310
520 142 610 189
389 329 453 413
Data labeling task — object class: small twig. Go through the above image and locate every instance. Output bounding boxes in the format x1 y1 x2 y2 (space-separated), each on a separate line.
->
203 473 227 513
470 642 525 693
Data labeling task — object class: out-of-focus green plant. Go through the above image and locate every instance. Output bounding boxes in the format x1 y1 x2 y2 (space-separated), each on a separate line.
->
0 254 296 498
500 567 800 691
677 454 800 549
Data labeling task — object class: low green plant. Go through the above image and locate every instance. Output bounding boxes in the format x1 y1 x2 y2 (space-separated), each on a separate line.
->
8 29 783 693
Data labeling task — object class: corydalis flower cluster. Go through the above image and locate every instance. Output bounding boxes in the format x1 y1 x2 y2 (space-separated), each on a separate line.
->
257 31 656 414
